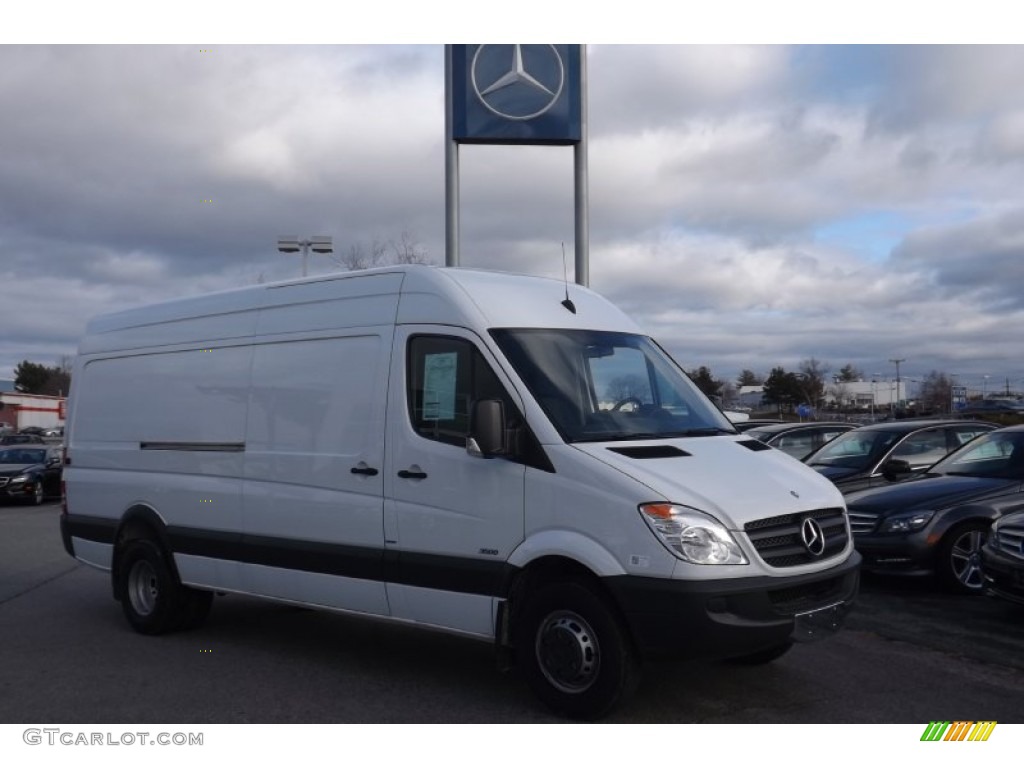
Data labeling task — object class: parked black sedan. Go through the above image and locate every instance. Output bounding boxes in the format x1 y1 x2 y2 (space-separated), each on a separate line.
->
846 425 1024 593
744 421 854 460
0 445 63 505
981 509 1024 606
803 419 996 494
0 433 46 445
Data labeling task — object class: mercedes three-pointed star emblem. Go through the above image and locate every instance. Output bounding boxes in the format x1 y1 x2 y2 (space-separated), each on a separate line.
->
471 44 564 122
800 517 826 557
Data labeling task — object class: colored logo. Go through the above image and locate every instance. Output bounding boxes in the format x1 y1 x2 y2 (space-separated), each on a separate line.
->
920 721 997 741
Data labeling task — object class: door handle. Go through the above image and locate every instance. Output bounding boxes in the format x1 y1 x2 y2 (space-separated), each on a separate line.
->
397 469 428 480
350 466 379 476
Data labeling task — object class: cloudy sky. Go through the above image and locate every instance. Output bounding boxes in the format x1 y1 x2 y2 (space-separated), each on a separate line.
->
3 31 1023 395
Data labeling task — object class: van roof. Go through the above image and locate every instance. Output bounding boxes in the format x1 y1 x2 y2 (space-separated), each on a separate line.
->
79 265 643 353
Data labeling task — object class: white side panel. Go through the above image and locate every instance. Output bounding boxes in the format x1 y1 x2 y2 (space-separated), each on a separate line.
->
242 333 387 547
73 346 252 446
72 538 113 570
65 468 244 536
175 554 247 593
386 583 494 638
242 562 388 616
241 332 390 614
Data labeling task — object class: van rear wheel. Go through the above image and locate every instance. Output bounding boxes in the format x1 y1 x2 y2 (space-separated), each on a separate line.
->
118 539 211 634
516 582 638 720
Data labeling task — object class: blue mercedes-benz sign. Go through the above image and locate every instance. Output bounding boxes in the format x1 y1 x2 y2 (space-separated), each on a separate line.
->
451 44 581 144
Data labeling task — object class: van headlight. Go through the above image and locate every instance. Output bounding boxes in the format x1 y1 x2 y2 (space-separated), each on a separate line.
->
639 504 748 565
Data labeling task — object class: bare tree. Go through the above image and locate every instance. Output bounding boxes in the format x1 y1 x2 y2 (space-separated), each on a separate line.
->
332 233 432 271
390 231 431 265
334 240 387 271
605 375 651 403
918 370 955 414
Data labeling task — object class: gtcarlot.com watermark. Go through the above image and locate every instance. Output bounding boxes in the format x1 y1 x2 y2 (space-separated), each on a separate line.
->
23 729 203 747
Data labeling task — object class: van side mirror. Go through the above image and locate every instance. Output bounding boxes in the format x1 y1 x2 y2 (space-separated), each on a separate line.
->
881 458 913 481
468 399 506 458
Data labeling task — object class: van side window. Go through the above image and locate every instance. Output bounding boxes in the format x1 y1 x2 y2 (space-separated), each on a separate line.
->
407 336 516 448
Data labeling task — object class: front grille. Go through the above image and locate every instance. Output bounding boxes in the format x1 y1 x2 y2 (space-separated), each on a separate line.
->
744 507 849 567
0 478 8 489
994 523 1024 560
848 510 879 535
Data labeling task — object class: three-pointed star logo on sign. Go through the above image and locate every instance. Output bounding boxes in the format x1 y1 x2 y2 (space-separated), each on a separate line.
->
471 45 565 121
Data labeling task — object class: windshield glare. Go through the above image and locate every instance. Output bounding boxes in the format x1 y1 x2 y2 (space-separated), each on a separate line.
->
490 329 734 443
807 430 901 470
931 431 1024 479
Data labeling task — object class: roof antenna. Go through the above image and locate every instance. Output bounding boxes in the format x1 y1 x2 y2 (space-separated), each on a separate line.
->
560 242 576 314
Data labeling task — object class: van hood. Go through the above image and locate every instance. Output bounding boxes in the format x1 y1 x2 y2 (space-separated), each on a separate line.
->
570 436 843 530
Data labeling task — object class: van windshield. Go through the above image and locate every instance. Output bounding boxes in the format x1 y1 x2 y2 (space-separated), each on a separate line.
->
490 329 735 443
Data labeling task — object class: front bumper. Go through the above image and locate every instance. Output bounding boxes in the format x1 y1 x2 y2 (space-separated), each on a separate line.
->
603 552 861 660
853 531 935 576
981 546 1024 606
0 478 38 503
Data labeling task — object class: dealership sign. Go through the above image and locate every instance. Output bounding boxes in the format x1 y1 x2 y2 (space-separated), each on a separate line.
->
450 44 582 144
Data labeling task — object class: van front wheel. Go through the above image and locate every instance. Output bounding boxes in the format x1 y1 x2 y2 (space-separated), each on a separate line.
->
516 582 637 720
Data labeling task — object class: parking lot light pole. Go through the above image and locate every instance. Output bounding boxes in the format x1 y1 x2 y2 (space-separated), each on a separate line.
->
889 358 905 414
277 235 333 277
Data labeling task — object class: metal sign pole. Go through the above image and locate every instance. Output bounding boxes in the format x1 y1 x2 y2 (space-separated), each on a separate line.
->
445 45 460 267
574 45 589 287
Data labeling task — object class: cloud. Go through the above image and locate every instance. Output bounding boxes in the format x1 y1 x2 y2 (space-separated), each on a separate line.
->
3 44 1024 391
891 208 1024 307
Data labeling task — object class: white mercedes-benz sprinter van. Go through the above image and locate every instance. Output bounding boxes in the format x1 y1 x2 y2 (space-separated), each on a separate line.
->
61 265 859 718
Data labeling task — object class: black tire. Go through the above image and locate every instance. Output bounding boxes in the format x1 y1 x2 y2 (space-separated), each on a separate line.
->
30 478 44 506
178 589 213 631
726 642 793 665
937 521 989 594
515 581 638 720
118 539 212 634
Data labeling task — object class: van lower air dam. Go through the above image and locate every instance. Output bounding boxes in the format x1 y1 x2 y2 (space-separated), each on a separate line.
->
61 264 860 719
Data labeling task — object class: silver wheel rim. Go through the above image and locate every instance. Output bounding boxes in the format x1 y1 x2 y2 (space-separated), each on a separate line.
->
127 559 159 616
34 483 43 504
950 529 985 590
535 610 600 694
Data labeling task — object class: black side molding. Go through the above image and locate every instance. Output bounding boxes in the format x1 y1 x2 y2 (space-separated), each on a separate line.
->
140 442 245 452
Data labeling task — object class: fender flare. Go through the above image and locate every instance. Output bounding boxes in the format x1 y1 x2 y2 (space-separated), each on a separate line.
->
111 504 176 600
507 530 626 577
